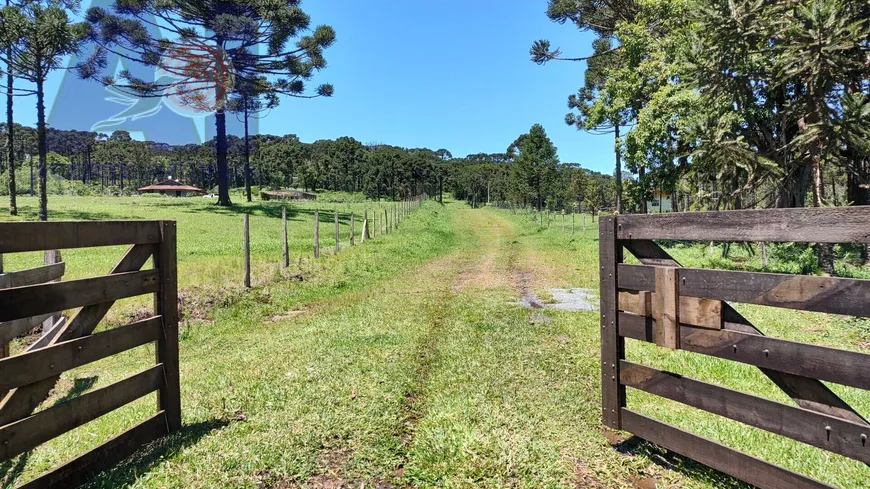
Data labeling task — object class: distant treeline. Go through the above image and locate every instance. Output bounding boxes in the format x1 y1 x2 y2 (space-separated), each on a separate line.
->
0 123 616 211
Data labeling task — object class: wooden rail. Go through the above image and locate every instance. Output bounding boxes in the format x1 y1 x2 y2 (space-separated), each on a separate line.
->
615 206 870 243
0 220 180 488
599 206 870 489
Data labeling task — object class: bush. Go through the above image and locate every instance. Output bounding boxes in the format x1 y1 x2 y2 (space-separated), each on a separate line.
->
0 166 34 196
768 242 819 275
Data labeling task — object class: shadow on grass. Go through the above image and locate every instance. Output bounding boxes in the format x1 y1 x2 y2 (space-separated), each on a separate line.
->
616 436 750 489
0 452 29 488
52 376 99 406
0 378 100 485
8 206 120 222
81 418 230 489
144 199 386 223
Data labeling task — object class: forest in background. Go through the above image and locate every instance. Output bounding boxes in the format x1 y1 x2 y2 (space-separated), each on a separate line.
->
0 122 618 213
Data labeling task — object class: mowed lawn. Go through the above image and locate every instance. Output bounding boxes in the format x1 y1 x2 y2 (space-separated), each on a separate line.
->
2 194 406 286
0 196 868 488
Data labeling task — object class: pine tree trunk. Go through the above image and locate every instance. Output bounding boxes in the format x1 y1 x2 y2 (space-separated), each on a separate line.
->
6 55 16 216
804 98 835 275
244 105 251 202
36 73 47 221
614 124 623 213
215 109 232 206
639 166 647 213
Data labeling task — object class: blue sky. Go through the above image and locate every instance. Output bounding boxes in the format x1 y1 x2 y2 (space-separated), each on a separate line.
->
29 1 613 173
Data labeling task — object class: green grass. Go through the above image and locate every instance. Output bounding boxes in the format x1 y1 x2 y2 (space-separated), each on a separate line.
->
2 195 414 329
1 198 868 488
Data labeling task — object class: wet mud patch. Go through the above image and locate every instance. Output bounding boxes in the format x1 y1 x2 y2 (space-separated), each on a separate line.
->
547 288 598 312
513 287 597 312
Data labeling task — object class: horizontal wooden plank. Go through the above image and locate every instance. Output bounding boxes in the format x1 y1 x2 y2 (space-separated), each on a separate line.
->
0 313 54 343
0 262 65 289
17 412 168 489
679 294 723 329
619 312 870 391
680 268 870 317
619 290 651 317
621 409 834 489
0 365 163 460
619 290 722 329
620 361 870 464
0 270 160 323
0 221 161 254
618 264 870 318
0 317 161 391
618 263 655 291
616 206 870 243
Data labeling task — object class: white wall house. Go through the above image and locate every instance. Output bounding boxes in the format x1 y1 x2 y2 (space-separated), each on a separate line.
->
646 191 673 213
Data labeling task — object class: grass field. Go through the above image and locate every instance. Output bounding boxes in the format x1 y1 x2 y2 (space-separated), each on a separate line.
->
0 196 868 488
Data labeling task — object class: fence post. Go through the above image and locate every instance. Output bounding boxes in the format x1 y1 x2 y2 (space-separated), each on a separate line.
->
572 212 575 234
156 220 181 432
599 214 624 429
385 208 389 234
314 209 320 259
562 209 565 232
334 209 340 254
362 209 368 243
583 212 587 232
243 214 251 289
761 242 768 268
0 254 5 360
282 206 289 269
350 212 355 246
43 250 62 329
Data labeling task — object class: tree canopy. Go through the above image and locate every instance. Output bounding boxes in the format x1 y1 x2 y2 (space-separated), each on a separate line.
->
80 0 336 206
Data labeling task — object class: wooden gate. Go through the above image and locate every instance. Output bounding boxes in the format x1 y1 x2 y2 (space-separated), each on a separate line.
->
599 207 870 489
0 221 180 488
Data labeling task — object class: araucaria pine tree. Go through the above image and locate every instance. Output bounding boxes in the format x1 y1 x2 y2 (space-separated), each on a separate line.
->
0 3 87 220
81 0 336 206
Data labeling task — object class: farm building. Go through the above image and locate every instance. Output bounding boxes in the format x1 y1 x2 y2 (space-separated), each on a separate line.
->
138 179 207 197
646 190 673 212
261 189 317 201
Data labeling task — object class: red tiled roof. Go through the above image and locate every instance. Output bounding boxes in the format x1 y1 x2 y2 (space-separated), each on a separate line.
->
138 182 206 193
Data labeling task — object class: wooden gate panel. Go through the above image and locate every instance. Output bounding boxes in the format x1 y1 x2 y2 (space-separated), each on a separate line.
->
600 208 870 488
0 220 180 489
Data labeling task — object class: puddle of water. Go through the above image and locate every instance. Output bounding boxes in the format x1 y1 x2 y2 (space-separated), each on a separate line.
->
513 288 598 312
531 312 553 324
517 291 544 309
547 288 598 312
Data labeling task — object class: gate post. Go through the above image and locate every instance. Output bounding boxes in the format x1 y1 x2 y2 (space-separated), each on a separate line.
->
156 220 181 432
599 214 624 429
